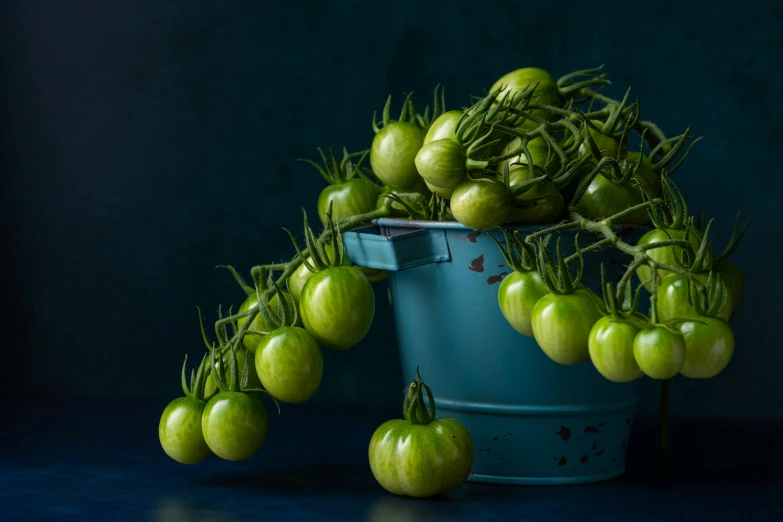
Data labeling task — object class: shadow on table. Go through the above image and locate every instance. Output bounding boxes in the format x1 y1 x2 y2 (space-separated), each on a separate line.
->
197 462 380 494
624 416 783 488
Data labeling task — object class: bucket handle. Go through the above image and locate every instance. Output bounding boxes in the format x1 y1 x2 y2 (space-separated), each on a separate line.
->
342 225 451 271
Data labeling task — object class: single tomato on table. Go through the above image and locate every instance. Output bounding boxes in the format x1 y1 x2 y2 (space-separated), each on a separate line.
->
369 367 473 498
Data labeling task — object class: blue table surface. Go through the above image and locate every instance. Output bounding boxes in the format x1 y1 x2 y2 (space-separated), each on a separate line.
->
1 398 781 521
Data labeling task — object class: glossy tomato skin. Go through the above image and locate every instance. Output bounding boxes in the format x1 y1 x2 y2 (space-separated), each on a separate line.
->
575 174 649 225
490 68 563 130
632 327 685 380
255 326 323 404
505 165 565 224
368 418 473 498
450 177 512 230
497 270 549 337
376 178 432 218
531 289 603 365
656 272 732 322
159 397 212 464
677 316 734 378
370 122 424 188
237 291 299 352
317 178 378 227
203 348 262 399
424 110 463 144
299 266 375 350
201 391 268 461
715 261 744 314
588 317 644 383
415 139 467 189
636 228 713 290
289 243 352 303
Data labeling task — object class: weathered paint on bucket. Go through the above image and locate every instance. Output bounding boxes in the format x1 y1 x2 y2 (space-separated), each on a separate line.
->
343 218 643 485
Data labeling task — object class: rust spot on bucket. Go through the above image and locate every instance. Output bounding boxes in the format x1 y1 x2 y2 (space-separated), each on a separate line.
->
465 231 481 243
556 456 567 466
469 255 485 273
584 426 599 434
598 421 607 428
487 272 507 285
554 426 572 441
580 455 589 463
591 442 598 450
595 449 605 457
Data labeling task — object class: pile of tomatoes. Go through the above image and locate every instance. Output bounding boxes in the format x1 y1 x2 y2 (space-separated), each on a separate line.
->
158 65 747 499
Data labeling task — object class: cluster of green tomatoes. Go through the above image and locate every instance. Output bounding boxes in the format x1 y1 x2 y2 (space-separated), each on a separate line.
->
158 65 747 499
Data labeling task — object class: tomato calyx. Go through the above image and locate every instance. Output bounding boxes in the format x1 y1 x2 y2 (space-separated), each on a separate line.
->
488 227 537 273
701 211 751 265
599 266 647 324
372 89 438 134
299 146 373 186
402 366 437 426
252 278 299 332
180 352 211 401
535 235 585 295
381 191 448 221
686 270 731 319
285 206 347 274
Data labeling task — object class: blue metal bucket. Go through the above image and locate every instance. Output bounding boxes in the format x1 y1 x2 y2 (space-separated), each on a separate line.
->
343 218 644 486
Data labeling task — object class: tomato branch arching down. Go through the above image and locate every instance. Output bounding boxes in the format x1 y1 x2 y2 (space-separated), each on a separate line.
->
158 65 748 488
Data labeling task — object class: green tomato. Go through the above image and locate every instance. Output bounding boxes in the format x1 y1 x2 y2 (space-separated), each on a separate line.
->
678 315 735 379
299 266 375 350
497 269 549 337
201 391 268 461
450 177 512 230
255 326 323 404
159 397 211 464
714 261 744 314
505 165 565 224
574 173 649 225
370 122 424 187
588 317 644 383
203 348 261 399
632 327 685 380
530 289 603 365
424 180 456 199
414 139 467 189
376 178 432 218
236 291 299 352
424 110 463 144
636 227 713 291
368 418 473 498
317 178 378 227
289 242 352 303
489 67 563 130
656 272 732 322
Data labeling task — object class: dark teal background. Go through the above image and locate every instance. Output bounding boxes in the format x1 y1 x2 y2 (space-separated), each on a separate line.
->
1 1 781 417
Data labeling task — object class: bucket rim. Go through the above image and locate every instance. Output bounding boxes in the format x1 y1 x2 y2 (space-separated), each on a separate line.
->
373 217 650 234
